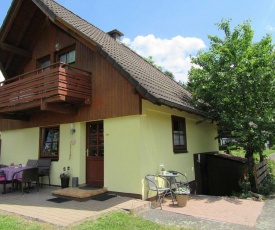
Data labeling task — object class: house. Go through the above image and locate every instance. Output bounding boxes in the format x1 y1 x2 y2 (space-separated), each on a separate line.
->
0 0 218 199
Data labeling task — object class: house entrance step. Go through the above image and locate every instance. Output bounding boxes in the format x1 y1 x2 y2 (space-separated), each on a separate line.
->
52 187 107 200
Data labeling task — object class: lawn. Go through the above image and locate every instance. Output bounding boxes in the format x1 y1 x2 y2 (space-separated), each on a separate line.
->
0 211 188 230
222 147 275 162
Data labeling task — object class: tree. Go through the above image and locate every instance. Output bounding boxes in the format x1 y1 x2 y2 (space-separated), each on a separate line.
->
144 56 163 71
188 19 275 188
144 56 175 79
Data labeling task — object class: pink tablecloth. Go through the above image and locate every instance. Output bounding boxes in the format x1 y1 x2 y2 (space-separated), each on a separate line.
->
0 166 33 181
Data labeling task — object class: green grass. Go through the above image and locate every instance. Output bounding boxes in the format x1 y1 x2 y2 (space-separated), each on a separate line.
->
0 211 189 230
0 211 55 230
222 148 275 161
70 212 185 230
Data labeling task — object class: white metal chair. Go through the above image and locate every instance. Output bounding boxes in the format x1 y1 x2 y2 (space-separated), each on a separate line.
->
145 174 174 209
167 170 190 191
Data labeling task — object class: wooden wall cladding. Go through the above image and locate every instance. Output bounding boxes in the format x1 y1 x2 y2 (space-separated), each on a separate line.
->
0 22 141 131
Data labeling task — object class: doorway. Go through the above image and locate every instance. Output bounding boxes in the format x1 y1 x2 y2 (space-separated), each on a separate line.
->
86 121 104 187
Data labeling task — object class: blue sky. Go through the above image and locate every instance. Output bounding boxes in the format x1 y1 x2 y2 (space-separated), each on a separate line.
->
1 0 275 82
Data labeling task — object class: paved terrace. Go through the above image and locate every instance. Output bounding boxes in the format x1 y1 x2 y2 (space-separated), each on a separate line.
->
0 186 149 228
0 185 273 229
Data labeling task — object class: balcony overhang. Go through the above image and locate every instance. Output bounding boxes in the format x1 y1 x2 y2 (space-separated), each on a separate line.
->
0 62 92 120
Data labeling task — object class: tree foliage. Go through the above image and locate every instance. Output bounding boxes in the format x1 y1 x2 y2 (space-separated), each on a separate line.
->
188 20 275 178
144 56 175 79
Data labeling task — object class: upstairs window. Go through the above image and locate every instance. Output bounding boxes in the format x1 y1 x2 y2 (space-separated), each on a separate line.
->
37 55 50 72
172 116 187 153
59 49 75 66
40 126 59 160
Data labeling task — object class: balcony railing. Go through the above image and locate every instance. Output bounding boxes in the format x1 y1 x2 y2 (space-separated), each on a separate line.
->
0 62 92 113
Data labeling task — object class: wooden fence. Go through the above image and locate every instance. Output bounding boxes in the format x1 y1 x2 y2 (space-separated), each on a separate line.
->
254 159 269 191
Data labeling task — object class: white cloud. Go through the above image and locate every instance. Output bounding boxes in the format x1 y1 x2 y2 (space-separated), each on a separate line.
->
266 24 275 32
122 34 206 83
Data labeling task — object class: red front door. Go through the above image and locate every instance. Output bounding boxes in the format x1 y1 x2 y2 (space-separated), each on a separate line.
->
86 121 104 187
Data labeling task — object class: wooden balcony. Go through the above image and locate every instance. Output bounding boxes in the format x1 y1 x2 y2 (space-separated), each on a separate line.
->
0 62 91 119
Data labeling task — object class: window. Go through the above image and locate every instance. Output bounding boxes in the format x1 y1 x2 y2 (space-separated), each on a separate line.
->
40 126 59 160
87 121 104 157
37 55 50 72
172 116 187 153
58 49 75 66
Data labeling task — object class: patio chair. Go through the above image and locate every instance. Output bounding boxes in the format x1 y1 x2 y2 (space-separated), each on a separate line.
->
26 159 38 167
0 170 7 194
166 170 190 191
12 167 39 195
145 174 174 209
37 159 51 187
0 164 8 168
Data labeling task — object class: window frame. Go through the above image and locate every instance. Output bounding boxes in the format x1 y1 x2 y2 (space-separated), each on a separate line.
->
171 116 188 153
37 55 51 72
39 126 60 160
57 46 76 66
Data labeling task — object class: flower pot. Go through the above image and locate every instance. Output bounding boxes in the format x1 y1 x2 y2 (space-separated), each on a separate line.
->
61 177 70 188
176 194 188 207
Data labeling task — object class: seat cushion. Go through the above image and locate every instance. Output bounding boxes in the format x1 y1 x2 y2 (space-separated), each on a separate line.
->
0 176 5 182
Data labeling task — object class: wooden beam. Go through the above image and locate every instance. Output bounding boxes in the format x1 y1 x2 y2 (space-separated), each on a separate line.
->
55 18 98 53
0 113 29 121
0 0 23 42
0 100 40 113
40 101 77 115
0 42 32 58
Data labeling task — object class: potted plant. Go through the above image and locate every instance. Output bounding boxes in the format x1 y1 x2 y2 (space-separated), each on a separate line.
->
174 186 190 207
60 166 70 188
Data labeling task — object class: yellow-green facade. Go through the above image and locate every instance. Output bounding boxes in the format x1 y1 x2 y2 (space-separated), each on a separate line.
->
0 99 218 199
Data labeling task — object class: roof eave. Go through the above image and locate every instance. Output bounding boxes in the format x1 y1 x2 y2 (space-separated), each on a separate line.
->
97 46 208 117
32 0 99 49
156 98 209 118
32 0 56 22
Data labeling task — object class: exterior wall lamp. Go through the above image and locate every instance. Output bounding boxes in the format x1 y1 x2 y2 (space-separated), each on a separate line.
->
70 123 76 134
55 43 61 52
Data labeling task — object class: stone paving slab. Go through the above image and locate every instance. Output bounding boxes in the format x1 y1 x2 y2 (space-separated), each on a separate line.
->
0 186 150 227
160 195 264 227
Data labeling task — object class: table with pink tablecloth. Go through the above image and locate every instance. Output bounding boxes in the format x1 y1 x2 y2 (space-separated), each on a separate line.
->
0 166 33 181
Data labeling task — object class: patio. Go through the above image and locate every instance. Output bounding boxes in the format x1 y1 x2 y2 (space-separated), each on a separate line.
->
0 186 149 227
0 184 267 228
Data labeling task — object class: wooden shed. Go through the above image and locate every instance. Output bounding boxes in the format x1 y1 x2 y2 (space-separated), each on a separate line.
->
194 153 248 196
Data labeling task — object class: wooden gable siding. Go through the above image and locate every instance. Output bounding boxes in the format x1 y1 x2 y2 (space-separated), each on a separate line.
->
0 22 141 131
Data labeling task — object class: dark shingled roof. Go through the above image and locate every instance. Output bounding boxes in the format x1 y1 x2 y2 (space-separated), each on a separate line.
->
33 0 205 116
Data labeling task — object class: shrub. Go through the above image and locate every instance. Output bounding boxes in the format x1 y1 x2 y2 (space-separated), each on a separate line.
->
258 174 275 196
219 145 227 151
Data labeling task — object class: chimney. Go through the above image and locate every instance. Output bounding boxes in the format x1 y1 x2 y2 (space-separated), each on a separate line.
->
107 29 124 42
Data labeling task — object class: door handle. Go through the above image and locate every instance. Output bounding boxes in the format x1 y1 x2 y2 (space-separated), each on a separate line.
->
86 149 89 156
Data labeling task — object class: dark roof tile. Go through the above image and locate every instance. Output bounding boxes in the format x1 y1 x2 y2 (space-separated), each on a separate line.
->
36 0 205 116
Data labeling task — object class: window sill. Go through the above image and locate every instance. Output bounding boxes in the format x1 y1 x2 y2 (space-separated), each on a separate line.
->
173 150 188 154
